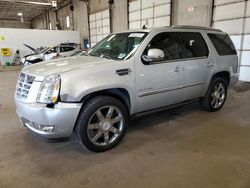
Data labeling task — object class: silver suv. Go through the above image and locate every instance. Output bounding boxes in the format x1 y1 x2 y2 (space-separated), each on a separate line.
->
15 26 239 152
21 43 79 66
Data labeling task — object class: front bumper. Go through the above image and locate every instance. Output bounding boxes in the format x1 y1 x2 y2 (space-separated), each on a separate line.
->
16 100 82 138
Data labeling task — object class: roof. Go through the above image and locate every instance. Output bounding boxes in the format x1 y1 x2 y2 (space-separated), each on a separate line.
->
118 25 223 34
171 25 222 32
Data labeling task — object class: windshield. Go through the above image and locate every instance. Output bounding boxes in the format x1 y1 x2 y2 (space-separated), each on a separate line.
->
44 46 59 54
39 47 50 54
88 32 147 60
71 50 82 56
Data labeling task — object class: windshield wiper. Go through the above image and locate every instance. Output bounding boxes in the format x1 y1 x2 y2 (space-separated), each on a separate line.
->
100 54 113 60
89 53 116 60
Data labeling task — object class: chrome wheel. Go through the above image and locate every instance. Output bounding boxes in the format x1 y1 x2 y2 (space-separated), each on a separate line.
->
87 105 124 146
210 82 226 109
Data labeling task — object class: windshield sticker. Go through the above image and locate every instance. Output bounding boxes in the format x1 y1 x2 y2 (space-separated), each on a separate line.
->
128 33 145 38
118 53 126 59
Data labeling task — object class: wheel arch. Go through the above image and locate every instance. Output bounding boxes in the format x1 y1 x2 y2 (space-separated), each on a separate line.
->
211 71 230 86
73 88 131 131
81 88 131 111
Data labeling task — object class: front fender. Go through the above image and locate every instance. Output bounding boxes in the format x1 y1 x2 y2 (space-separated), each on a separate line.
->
59 66 136 114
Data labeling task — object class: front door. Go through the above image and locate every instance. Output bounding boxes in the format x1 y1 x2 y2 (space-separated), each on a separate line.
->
135 32 189 113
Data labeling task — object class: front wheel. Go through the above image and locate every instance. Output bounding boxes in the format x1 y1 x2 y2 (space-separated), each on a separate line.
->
200 77 228 112
76 96 129 152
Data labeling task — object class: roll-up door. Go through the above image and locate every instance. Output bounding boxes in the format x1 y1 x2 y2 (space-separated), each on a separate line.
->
129 0 171 29
212 0 250 81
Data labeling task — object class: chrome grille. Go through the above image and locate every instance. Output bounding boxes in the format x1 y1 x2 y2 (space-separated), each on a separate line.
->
16 73 35 100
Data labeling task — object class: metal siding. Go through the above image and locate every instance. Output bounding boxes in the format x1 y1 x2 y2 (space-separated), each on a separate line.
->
213 19 244 34
141 8 153 19
243 35 250 49
214 0 244 6
239 67 250 81
213 1 245 21
244 17 250 33
128 0 171 29
213 0 250 81
230 35 243 50
241 51 250 66
89 9 110 47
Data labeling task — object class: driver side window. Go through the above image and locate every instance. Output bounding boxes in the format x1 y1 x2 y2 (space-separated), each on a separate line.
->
142 32 182 64
46 47 58 54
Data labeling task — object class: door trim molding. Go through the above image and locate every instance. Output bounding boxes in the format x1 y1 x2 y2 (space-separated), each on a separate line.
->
138 81 206 97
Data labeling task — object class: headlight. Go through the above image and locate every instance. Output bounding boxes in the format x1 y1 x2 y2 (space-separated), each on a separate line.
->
37 75 61 104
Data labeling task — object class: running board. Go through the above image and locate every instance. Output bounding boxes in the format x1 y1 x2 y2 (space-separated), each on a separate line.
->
132 99 199 118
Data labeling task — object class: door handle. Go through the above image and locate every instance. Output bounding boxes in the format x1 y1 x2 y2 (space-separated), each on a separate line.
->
206 62 215 67
174 66 186 72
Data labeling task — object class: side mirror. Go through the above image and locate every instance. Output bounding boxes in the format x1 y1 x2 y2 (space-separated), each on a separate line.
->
147 48 164 62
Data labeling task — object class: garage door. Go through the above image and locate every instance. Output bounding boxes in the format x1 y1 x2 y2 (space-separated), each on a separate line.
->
89 9 110 47
212 0 250 82
129 0 171 29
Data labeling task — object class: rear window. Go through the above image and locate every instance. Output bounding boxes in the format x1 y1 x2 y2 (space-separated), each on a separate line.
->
208 33 237 56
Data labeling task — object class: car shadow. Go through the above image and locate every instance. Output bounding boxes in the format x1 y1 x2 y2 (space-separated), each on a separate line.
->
22 101 204 155
128 101 202 132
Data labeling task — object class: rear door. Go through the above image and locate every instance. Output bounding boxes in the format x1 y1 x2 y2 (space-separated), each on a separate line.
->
177 32 213 99
60 46 76 57
207 33 238 76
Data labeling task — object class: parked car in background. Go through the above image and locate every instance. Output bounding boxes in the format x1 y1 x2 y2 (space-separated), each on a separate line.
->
21 43 79 66
16 26 239 152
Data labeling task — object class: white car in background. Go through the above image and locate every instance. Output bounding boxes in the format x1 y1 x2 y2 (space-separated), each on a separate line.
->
21 43 79 66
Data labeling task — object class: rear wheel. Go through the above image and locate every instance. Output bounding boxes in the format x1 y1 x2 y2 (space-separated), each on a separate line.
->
76 96 129 152
200 77 228 112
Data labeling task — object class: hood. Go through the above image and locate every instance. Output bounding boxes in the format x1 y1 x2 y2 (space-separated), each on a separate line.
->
22 56 115 80
25 54 44 61
24 54 34 58
23 44 37 53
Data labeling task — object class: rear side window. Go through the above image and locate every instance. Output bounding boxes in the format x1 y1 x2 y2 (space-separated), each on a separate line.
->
60 46 75 52
208 33 237 56
178 32 209 58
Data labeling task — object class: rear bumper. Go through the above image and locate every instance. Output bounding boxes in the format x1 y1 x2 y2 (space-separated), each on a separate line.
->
229 73 239 88
16 100 82 138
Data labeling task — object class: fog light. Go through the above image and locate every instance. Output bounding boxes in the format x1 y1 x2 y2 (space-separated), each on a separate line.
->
22 118 55 132
38 125 55 132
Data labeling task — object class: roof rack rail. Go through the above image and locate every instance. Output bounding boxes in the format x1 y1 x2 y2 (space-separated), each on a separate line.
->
171 25 222 32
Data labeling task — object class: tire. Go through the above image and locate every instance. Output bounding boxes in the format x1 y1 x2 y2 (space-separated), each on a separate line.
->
75 96 129 152
200 77 228 112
